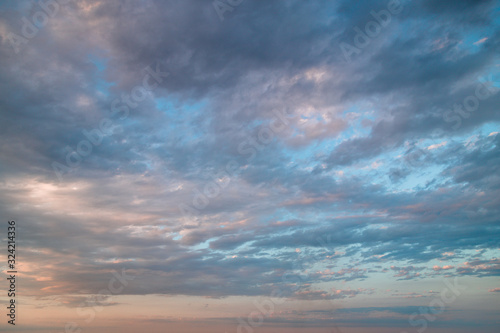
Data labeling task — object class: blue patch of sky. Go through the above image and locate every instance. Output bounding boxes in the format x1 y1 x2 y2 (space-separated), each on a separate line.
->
87 54 114 97
258 104 376 175
154 97 209 144
258 208 299 226
0 1 28 10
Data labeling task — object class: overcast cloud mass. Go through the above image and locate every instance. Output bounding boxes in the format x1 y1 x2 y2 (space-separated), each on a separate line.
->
0 0 499 332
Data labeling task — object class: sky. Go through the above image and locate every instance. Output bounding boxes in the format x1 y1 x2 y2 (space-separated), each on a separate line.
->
0 0 499 332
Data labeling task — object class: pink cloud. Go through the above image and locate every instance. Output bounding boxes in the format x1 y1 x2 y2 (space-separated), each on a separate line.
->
433 265 454 271
473 37 488 45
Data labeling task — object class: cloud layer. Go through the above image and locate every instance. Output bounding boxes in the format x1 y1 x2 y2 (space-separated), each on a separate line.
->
0 0 499 331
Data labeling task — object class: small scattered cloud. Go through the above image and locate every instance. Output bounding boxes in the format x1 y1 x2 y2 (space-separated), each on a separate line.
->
473 37 488 45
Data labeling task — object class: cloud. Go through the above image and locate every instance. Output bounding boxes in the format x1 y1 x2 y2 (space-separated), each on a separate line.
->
311 267 369 282
0 2 499 325
433 265 455 271
390 265 425 280
456 258 500 277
